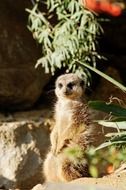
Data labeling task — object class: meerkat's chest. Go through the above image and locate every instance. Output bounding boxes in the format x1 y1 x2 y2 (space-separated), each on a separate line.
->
57 108 72 122
55 103 73 133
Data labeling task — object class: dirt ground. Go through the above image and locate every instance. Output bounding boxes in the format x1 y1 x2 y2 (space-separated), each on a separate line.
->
72 172 126 190
32 172 126 190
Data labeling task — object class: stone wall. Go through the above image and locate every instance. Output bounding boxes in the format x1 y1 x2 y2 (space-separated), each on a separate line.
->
0 0 50 110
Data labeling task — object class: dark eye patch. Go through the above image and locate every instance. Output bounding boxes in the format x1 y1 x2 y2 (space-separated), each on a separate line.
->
58 83 63 89
67 82 75 89
80 80 84 87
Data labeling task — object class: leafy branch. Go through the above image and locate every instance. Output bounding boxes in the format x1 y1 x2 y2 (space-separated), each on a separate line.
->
26 0 102 83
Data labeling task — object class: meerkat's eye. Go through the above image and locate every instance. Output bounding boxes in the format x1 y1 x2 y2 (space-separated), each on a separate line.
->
80 80 84 87
58 83 63 89
67 82 75 89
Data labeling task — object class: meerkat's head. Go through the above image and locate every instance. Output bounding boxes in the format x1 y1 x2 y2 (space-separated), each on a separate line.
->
55 73 85 100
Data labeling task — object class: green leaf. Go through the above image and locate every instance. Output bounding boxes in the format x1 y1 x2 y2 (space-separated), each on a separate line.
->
89 165 98 177
95 140 126 150
88 101 126 117
111 134 126 141
106 131 126 137
97 120 126 130
27 0 102 80
111 117 126 122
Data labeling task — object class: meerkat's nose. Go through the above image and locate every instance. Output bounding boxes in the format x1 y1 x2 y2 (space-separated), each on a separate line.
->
67 82 74 90
64 83 74 95
65 88 70 95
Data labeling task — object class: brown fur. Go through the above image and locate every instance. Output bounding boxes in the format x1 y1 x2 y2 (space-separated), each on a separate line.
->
43 73 105 182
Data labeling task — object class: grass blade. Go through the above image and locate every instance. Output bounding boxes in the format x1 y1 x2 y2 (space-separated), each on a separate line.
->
76 60 126 92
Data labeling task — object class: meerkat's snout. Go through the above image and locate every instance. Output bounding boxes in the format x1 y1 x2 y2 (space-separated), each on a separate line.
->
55 73 85 100
64 82 75 95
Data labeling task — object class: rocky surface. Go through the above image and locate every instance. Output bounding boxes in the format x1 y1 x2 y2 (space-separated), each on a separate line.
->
32 183 118 190
0 1 50 110
72 172 126 190
90 66 126 103
32 172 126 190
0 107 52 189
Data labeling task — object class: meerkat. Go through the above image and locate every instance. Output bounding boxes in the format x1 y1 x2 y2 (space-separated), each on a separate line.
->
43 73 105 182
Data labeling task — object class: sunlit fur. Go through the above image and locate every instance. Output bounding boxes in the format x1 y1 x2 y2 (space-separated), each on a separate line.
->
55 73 84 101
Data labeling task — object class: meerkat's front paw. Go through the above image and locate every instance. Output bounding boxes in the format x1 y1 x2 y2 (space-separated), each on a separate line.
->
50 145 57 155
56 139 71 154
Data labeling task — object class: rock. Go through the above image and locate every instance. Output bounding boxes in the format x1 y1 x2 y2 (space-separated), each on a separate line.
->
91 67 126 103
0 109 51 190
32 182 118 190
0 1 50 110
32 169 126 190
32 184 45 190
72 172 126 190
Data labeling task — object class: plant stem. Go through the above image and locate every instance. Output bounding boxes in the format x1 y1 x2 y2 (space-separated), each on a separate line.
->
76 60 126 92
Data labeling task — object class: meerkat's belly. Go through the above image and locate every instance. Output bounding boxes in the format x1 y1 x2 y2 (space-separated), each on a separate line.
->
56 108 73 134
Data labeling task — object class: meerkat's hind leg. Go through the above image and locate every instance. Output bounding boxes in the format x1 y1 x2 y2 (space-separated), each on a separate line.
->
43 152 59 182
58 158 90 182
